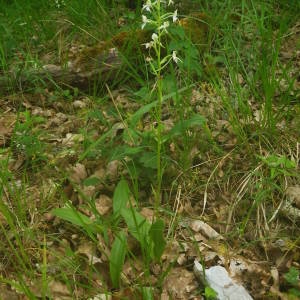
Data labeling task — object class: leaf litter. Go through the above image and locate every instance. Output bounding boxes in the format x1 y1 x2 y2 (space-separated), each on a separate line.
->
0 80 299 299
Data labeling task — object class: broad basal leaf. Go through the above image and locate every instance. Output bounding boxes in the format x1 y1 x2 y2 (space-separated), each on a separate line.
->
109 232 127 288
121 208 151 244
149 219 166 260
113 179 130 216
52 206 95 232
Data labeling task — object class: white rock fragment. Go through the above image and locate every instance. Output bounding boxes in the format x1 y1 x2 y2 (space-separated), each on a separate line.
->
73 100 87 109
193 260 253 300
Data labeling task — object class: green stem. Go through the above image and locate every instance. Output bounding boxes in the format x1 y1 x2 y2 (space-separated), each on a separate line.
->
155 0 163 214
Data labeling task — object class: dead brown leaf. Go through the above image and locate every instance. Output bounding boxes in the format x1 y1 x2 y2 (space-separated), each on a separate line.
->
140 207 155 222
0 283 20 300
95 194 113 216
0 113 16 146
48 280 72 300
77 241 102 265
163 267 198 299
69 163 87 184
286 186 300 209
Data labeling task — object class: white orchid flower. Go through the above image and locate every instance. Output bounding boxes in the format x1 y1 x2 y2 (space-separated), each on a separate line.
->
172 51 182 64
159 21 169 32
144 41 154 49
152 33 159 42
142 0 152 12
141 15 150 29
172 10 178 22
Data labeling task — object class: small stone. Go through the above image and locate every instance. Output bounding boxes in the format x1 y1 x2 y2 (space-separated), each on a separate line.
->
73 100 86 109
